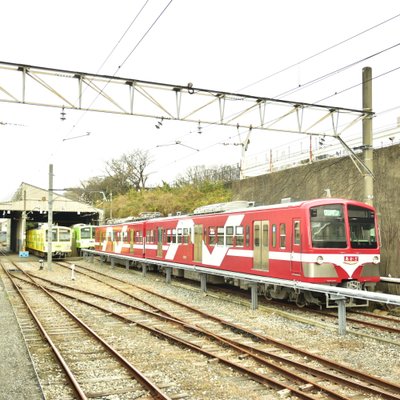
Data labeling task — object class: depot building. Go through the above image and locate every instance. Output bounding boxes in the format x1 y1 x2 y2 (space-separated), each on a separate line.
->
0 183 102 253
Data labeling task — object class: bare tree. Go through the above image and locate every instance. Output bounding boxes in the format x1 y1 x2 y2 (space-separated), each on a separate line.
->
105 150 152 193
176 164 240 186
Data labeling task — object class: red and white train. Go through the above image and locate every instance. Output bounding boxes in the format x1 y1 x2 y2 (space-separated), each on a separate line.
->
94 198 380 307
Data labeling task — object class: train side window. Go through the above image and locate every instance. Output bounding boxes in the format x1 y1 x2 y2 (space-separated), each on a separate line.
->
217 227 224 245
208 227 216 245
280 224 286 248
226 226 234 246
272 224 277 247
236 226 244 247
245 225 250 247
183 228 190 244
294 221 300 245
167 229 172 243
177 228 183 243
172 228 177 243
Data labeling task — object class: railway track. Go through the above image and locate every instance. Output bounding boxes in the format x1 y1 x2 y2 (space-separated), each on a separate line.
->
166 273 400 343
8 259 400 399
1 260 172 400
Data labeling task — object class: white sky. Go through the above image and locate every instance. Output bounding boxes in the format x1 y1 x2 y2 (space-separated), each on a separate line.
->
1 0 400 200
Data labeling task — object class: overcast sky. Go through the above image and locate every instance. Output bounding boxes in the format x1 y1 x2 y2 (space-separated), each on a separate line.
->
1 0 400 200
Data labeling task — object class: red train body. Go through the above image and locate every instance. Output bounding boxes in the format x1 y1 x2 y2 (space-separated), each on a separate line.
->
94 198 380 306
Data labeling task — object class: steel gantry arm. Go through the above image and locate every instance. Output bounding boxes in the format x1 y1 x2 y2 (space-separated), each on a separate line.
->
0 61 373 135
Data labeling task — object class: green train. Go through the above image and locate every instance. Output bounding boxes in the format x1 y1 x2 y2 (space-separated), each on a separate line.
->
72 224 96 253
26 224 72 258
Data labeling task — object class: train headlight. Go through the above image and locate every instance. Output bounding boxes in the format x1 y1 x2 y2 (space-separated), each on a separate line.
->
316 256 324 265
373 256 379 264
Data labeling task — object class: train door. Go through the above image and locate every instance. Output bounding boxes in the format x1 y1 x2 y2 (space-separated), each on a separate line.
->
157 227 163 257
194 224 203 263
129 228 134 253
253 220 269 271
290 219 302 275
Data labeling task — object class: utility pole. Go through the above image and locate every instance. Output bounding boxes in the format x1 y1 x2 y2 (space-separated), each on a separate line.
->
20 190 27 253
362 67 373 206
47 164 53 270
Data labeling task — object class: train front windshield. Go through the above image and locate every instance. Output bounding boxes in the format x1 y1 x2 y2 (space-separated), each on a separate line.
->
348 205 377 249
310 204 377 249
81 227 94 239
59 229 71 241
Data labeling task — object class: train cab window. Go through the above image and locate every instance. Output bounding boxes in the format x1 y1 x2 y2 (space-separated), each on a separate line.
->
59 229 71 242
272 224 277 247
236 226 244 247
279 224 286 248
208 227 216 245
245 225 250 247
226 226 234 246
310 205 346 248
217 227 224 245
46 229 58 242
81 227 91 239
348 205 377 249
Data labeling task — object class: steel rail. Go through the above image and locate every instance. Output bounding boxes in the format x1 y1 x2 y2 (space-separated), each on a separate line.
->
23 269 362 399
18 271 337 399
49 262 400 398
70 261 400 397
308 308 400 334
14 271 318 399
0 262 87 400
6 262 171 400
83 249 400 306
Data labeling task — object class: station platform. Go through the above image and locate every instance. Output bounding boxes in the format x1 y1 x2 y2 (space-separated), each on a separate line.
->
0 254 43 399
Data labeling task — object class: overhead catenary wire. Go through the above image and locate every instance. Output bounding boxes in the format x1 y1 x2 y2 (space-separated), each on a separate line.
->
239 12 400 92
95 0 151 76
273 42 400 101
315 65 400 105
64 0 174 140
151 11 400 171
153 63 400 174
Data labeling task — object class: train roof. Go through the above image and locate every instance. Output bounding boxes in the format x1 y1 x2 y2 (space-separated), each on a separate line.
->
97 198 374 227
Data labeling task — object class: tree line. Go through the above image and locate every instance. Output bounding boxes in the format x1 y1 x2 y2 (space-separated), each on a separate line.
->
65 149 240 219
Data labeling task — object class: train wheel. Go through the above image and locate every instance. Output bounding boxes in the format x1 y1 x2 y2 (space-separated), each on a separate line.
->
295 292 306 308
